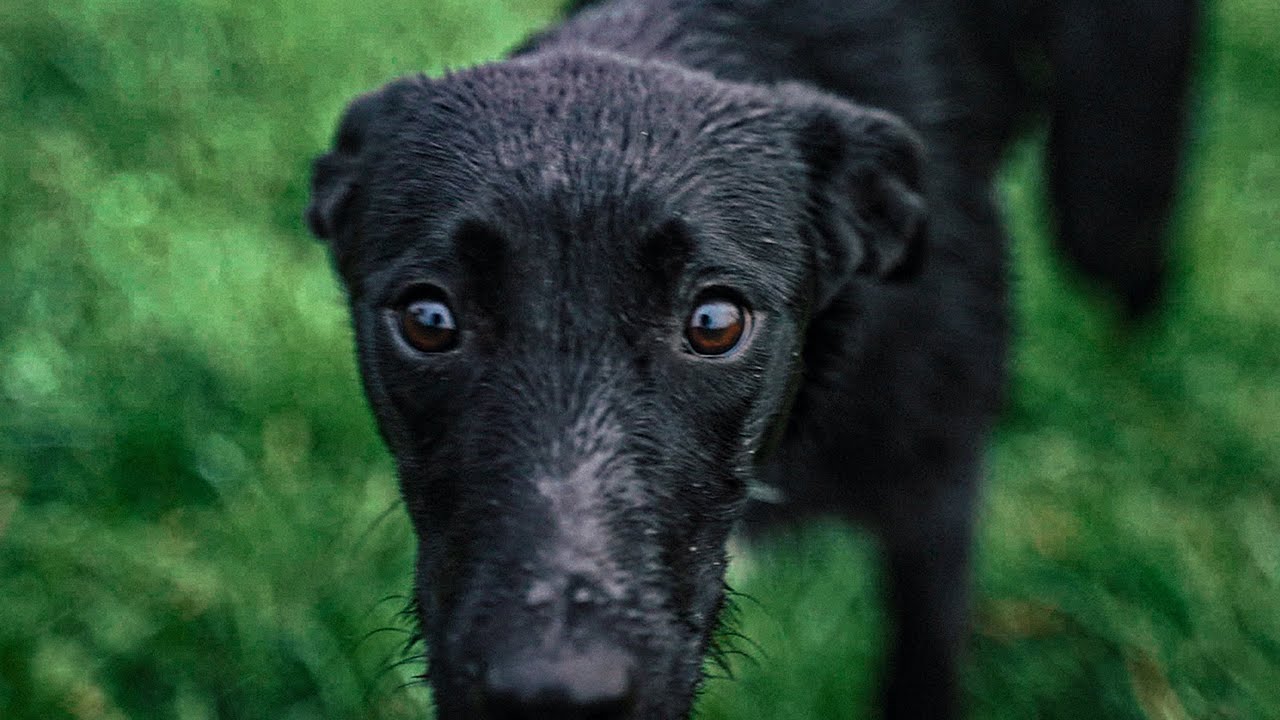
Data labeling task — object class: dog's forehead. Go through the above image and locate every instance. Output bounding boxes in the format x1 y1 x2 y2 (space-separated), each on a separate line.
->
361 55 810 296
429 52 768 147
379 56 798 206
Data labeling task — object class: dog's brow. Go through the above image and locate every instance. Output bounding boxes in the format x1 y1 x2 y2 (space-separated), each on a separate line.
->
451 218 508 272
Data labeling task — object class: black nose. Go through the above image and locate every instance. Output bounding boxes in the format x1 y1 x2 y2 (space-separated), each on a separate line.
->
482 646 636 720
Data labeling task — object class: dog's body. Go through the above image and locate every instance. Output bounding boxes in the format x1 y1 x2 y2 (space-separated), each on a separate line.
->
306 1 1196 717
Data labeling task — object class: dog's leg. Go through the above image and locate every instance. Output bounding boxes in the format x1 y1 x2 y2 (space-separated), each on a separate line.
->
878 473 978 720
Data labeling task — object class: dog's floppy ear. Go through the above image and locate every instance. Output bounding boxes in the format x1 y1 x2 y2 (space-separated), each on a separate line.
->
782 86 928 306
306 82 409 242
306 90 389 243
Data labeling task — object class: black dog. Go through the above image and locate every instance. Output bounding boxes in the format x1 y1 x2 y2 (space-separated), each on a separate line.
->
306 1 1196 717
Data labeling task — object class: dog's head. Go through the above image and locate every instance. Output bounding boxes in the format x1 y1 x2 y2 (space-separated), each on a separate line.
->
307 51 924 719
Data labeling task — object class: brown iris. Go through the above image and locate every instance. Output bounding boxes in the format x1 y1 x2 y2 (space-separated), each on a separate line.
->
686 298 747 356
398 297 458 352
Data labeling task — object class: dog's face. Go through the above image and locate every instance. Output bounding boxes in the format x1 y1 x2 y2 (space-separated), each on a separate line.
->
307 52 923 719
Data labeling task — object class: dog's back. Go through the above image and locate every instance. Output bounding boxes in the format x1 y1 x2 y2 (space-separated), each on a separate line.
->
557 0 1199 313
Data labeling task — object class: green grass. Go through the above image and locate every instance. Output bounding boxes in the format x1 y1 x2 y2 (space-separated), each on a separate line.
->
1 1 1276 718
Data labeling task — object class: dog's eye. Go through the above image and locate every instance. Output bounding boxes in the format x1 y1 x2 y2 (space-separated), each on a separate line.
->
398 297 458 353
686 298 747 356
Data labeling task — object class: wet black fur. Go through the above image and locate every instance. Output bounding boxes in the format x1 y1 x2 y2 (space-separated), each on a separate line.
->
306 1 1195 717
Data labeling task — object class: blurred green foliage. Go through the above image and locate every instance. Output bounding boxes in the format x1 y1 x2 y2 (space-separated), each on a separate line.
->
0 1 1276 718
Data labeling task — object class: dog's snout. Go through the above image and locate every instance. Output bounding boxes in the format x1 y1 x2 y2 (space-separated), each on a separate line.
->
482 646 637 719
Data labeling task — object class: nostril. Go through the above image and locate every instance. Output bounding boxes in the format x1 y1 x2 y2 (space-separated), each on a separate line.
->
483 646 636 719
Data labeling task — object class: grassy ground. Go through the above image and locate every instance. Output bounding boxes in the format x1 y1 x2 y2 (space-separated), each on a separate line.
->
1 1 1276 718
